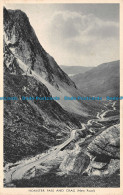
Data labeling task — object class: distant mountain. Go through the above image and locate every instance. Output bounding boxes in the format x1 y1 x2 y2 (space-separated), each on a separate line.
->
71 60 120 97
60 65 93 76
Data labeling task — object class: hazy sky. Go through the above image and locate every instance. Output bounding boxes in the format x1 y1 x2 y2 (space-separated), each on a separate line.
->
5 4 119 67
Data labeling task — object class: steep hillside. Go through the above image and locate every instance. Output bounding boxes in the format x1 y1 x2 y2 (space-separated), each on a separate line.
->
3 33 82 163
4 71 82 163
71 61 120 97
60 65 93 76
3 7 120 188
3 7 106 165
3 7 100 116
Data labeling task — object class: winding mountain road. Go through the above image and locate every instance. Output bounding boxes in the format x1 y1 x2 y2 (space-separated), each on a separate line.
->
5 56 119 185
5 101 118 185
5 130 77 183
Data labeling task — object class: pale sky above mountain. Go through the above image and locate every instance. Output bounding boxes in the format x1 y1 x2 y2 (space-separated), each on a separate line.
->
5 4 119 67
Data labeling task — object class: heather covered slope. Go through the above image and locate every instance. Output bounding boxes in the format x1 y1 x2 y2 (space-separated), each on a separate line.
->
71 60 120 97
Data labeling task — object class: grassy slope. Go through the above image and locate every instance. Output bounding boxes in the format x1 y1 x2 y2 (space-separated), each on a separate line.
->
71 60 120 97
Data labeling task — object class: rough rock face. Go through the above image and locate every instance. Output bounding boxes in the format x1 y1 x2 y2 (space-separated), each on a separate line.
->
84 124 120 176
3 7 76 88
84 159 120 177
3 7 85 164
59 124 120 177
3 42 22 75
87 124 120 159
3 7 102 116
59 150 90 174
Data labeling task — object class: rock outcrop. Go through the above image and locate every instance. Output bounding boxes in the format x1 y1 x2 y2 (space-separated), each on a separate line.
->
3 7 101 116
3 7 76 88
59 151 90 174
58 124 120 177
87 124 120 159
3 7 84 163
84 124 120 176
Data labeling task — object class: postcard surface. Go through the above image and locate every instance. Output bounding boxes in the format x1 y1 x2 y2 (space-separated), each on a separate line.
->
0 0 123 194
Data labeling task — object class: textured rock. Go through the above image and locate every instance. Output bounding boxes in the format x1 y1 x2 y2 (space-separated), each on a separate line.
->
84 159 120 176
87 124 120 159
84 124 120 176
3 7 101 116
3 7 84 163
4 43 22 75
59 151 90 174
106 159 120 175
90 161 107 170
3 7 76 88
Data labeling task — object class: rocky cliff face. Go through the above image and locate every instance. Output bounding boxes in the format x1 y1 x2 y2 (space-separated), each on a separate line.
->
87 124 120 159
3 42 22 75
3 7 76 88
85 124 120 176
3 8 120 184
3 7 100 116
56 124 120 177
3 8 84 163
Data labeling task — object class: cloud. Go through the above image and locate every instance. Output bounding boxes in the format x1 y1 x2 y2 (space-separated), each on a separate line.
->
38 10 119 66
5 4 119 66
86 20 119 38
48 11 118 38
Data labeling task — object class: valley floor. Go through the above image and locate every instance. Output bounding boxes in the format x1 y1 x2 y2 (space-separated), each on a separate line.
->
4 100 120 187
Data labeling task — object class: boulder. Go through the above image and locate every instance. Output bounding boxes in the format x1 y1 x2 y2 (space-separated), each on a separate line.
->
84 124 120 176
84 159 120 176
59 151 90 174
87 124 120 159
90 161 107 169
107 159 120 175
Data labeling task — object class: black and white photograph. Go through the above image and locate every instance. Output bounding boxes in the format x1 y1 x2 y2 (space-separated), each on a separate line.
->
2 1 121 190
